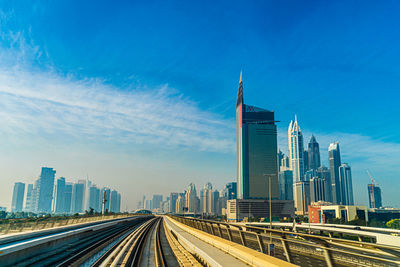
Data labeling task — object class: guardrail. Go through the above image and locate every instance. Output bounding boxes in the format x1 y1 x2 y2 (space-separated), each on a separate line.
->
169 215 400 267
0 214 139 235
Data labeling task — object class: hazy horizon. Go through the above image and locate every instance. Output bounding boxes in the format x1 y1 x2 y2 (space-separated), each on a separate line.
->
1 1 399 211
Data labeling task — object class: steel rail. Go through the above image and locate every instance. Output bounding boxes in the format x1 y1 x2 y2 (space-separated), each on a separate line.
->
154 217 167 267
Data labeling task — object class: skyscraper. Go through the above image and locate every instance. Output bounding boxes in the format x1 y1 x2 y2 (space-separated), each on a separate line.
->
329 142 342 204
24 184 34 212
308 135 321 171
201 183 214 215
279 169 293 200
88 185 100 212
294 181 310 215
317 166 332 202
110 190 118 212
54 177 66 213
236 72 279 199
71 182 85 213
169 193 178 213
368 181 383 209
100 187 111 213
310 177 326 203
11 182 25 212
152 195 163 210
36 167 56 213
339 163 354 205
185 183 198 213
64 183 73 213
223 182 237 200
288 115 305 183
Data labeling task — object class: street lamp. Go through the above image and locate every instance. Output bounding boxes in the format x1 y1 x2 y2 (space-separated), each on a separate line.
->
264 173 277 255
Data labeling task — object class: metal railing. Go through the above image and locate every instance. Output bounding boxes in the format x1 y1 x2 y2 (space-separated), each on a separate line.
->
0 214 137 235
169 215 400 267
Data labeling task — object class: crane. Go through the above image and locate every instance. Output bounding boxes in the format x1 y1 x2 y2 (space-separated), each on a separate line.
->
366 170 375 184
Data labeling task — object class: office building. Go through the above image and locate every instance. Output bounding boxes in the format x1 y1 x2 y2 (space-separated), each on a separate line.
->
71 182 85 213
24 184 34 212
236 72 279 199
185 183 198 213
226 199 294 222
310 177 326 203
54 177 66 213
175 193 185 214
308 135 321 171
339 163 354 205
152 195 163 210
201 183 214 215
288 116 305 182
329 142 342 204
11 182 25 212
294 181 310 215
223 182 237 200
368 181 382 209
110 190 119 212
278 150 284 171
100 187 111 213
317 166 332 202
36 167 56 213
279 169 293 201
88 185 100 212
169 193 179 213
144 199 152 210
64 183 73 213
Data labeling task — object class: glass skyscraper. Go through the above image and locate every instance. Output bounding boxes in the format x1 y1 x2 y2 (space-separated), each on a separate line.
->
236 72 279 200
11 182 25 212
36 167 56 213
368 182 382 209
329 142 342 204
339 163 354 205
307 135 321 171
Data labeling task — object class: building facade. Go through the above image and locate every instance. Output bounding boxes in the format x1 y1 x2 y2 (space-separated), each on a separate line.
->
294 181 310 215
339 163 354 205
11 182 25 212
236 73 279 200
279 169 293 201
368 182 383 209
307 135 321 171
328 142 342 204
310 177 326 203
288 116 305 183
36 167 56 213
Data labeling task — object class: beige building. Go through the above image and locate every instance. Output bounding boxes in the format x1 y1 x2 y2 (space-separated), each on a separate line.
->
294 181 310 216
320 205 368 222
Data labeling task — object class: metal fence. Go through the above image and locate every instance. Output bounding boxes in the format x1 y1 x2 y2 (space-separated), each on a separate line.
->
0 214 135 235
169 215 400 267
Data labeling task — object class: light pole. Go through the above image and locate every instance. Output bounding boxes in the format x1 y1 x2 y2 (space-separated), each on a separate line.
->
264 173 277 255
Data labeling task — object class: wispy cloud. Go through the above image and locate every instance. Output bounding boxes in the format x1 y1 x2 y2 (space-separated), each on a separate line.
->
0 67 235 152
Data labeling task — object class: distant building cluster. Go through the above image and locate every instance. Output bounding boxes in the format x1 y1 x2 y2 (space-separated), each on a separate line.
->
138 182 237 216
11 167 121 214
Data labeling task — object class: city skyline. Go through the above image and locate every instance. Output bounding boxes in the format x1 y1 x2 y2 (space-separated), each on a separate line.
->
0 1 399 210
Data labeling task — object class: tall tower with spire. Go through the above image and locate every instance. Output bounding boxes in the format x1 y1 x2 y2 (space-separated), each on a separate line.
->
288 116 305 183
236 72 279 200
307 135 321 171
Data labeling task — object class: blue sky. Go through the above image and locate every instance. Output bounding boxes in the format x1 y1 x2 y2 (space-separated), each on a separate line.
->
0 1 399 209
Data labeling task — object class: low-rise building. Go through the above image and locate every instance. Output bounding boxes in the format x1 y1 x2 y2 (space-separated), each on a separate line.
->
309 204 368 223
226 199 294 222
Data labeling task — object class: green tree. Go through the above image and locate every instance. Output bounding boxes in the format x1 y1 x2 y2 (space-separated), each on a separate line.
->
386 219 400 229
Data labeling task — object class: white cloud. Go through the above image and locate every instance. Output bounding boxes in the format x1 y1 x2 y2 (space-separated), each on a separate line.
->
0 67 235 153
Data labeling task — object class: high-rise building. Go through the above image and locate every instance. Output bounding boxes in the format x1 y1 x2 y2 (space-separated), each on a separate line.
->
278 150 284 172
169 193 178 213
317 166 332 202
201 183 214 215
368 181 383 209
88 185 100 212
308 135 321 171
54 177 66 213
71 182 85 213
303 150 309 172
110 190 118 212
117 193 121 213
339 163 354 205
144 199 152 210
279 169 293 201
236 73 279 199
281 155 290 170
294 181 310 215
36 167 56 213
329 142 342 204
11 182 25 212
64 183 73 213
310 177 326 203
152 195 163 210
288 116 305 183
99 187 111 213
24 184 34 212
175 193 185 214
223 182 237 200
185 183 198 213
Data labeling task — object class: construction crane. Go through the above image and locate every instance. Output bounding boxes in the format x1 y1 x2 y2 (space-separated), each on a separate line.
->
366 170 375 184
